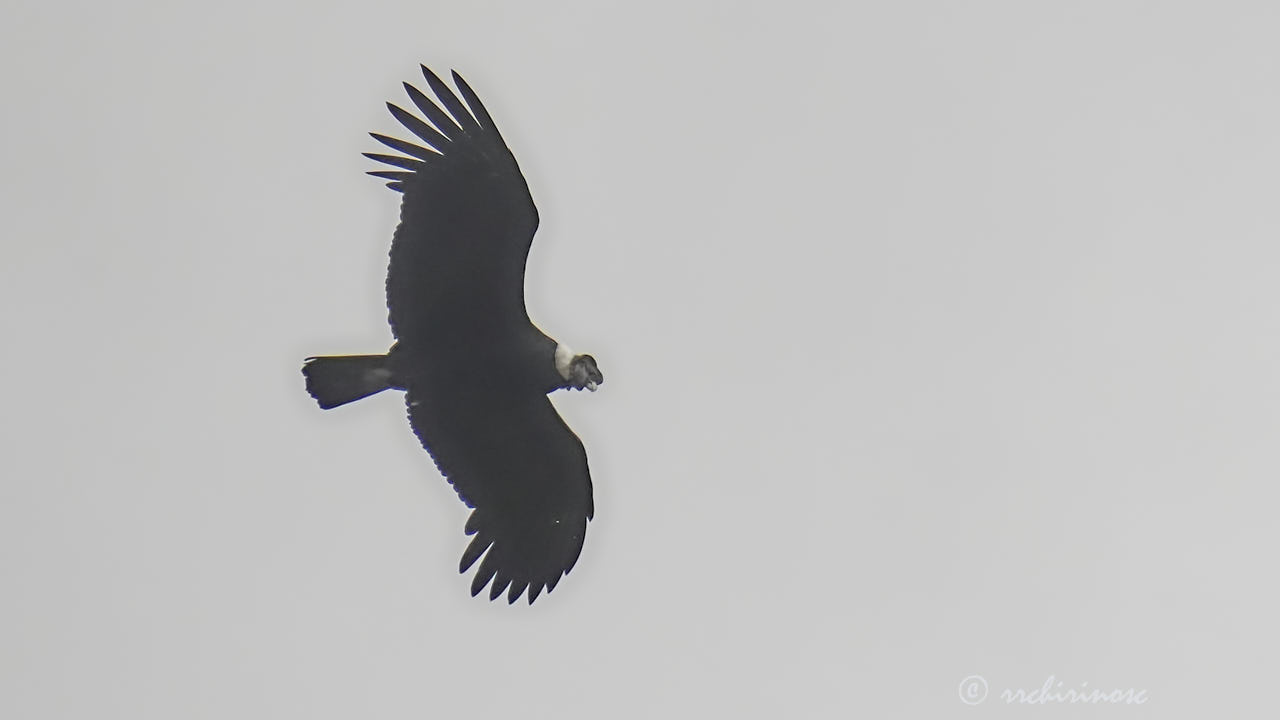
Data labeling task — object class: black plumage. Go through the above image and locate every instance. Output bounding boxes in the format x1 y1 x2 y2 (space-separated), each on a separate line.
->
303 66 603 604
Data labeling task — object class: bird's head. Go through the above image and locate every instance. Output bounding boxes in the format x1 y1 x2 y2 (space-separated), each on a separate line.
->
555 344 603 392
568 354 603 392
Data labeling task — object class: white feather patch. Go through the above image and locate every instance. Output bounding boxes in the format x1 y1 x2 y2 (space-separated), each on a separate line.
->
554 343 575 381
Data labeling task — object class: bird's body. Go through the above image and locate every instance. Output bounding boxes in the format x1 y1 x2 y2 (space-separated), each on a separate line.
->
303 67 602 604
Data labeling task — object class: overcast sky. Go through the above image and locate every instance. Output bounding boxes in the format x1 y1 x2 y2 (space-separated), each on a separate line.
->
3 1 1278 717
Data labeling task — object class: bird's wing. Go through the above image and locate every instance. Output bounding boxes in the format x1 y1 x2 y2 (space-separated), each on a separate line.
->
369 67 539 341
406 387 594 604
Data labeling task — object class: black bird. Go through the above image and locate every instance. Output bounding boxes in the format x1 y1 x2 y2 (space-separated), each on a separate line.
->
302 66 604 605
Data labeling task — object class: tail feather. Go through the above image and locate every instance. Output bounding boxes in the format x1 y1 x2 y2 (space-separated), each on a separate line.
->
302 354 394 409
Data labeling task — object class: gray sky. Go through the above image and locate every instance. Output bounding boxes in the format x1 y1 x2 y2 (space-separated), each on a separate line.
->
3 1 1278 717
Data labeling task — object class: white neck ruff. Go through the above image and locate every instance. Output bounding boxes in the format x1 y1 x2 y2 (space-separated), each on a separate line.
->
554 343 574 381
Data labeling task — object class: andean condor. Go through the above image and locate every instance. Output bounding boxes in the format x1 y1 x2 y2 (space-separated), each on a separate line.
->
302 66 604 605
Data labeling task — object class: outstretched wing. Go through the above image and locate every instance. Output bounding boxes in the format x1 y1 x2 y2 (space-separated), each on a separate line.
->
369 66 539 342
406 386 594 604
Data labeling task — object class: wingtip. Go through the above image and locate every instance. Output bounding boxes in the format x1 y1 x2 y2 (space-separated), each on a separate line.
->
420 64 443 84
507 580 529 605
363 153 422 172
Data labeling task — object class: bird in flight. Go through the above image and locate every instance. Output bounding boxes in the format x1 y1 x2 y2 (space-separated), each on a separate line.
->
302 66 604 604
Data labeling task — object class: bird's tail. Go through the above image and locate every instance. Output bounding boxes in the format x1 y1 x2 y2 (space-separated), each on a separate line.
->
302 354 394 409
